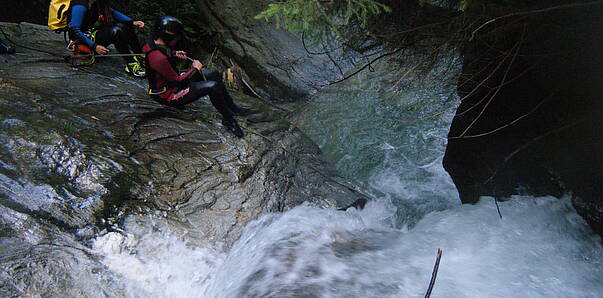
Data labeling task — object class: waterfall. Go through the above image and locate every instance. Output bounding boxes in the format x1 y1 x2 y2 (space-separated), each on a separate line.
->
93 50 603 297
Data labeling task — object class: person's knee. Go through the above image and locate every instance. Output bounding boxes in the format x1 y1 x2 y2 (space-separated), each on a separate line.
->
191 81 218 94
109 23 130 39
204 69 222 82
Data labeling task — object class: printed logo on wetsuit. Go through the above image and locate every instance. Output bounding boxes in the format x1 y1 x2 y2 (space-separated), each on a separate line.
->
169 88 190 101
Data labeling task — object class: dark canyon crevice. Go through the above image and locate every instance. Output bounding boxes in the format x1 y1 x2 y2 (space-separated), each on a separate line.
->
443 0 603 235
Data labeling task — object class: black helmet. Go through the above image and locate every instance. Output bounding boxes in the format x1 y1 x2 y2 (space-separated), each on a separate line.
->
153 16 184 43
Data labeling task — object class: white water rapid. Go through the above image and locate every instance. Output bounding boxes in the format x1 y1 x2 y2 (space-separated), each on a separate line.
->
94 53 603 297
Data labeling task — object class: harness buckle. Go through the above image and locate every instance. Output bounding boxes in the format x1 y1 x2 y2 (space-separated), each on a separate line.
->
148 87 167 95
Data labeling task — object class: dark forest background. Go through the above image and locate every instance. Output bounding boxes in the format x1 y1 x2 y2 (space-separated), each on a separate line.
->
0 0 205 49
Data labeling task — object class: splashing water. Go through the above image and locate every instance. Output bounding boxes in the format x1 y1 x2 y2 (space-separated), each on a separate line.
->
95 196 603 297
210 196 603 298
292 52 462 227
94 53 603 297
93 229 225 297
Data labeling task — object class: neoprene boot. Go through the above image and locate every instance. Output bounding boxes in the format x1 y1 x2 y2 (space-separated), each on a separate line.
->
0 40 15 54
125 55 145 77
222 118 244 138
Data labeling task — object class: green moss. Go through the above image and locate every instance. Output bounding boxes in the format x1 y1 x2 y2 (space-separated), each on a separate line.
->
61 124 75 134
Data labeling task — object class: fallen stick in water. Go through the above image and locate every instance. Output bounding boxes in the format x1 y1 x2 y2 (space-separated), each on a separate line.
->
425 248 443 298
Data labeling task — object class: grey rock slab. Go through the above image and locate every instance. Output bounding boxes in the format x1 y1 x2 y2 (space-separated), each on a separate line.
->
0 22 361 295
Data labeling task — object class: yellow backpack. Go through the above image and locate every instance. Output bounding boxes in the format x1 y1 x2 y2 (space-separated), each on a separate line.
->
48 0 71 31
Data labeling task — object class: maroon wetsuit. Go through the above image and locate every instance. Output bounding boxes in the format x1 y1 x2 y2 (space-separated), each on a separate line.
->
142 42 195 102
142 38 246 129
141 37 246 137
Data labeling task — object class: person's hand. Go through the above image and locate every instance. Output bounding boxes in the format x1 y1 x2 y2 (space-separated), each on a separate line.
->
95 45 109 55
175 51 188 60
133 21 145 28
192 59 203 71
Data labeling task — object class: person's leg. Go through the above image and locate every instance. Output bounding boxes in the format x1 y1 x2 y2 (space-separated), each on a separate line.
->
67 29 96 65
188 68 218 83
170 81 233 118
120 22 142 55
169 81 244 137
195 68 257 116
94 23 136 62
95 23 145 77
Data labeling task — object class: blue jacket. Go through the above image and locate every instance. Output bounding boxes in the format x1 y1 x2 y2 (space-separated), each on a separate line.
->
68 0 132 49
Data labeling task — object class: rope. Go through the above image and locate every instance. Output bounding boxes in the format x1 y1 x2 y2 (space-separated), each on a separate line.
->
0 26 144 62
2 24 292 115
228 58 292 113
71 53 144 58
0 26 63 57
240 76 291 112
1 25 369 203
186 54 291 113
184 49 217 67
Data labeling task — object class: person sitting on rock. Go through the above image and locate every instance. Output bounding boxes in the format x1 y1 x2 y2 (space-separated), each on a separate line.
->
142 16 254 138
68 0 145 77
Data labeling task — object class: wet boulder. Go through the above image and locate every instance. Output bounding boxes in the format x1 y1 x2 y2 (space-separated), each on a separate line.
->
0 22 360 295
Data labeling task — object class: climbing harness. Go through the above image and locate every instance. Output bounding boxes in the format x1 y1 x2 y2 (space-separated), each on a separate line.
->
66 29 97 66
0 24 142 67
64 30 144 71
148 87 167 95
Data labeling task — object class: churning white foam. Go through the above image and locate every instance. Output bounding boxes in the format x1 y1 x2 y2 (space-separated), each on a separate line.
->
95 196 603 297
93 229 225 297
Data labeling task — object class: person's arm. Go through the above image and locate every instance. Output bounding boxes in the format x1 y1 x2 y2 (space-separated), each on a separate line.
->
109 8 133 24
110 8 144 28
69 4 96 50
148 50 196 86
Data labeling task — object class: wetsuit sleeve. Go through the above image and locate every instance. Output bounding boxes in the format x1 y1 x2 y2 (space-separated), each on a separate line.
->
69 4 96 49
109 8 133 24
148 50 196 85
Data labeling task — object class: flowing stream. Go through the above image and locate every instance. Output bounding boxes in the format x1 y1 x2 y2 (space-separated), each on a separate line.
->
93 52 603 297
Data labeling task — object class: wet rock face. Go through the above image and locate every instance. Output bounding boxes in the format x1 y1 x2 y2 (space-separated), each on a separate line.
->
0 205 125 297
0 22 358 295
443 5 603 235
195 0 355 101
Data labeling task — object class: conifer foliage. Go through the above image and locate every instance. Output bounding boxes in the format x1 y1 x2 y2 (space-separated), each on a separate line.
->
255 0 392 40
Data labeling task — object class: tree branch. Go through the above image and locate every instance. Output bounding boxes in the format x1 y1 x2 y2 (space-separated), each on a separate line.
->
470 0 603 40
